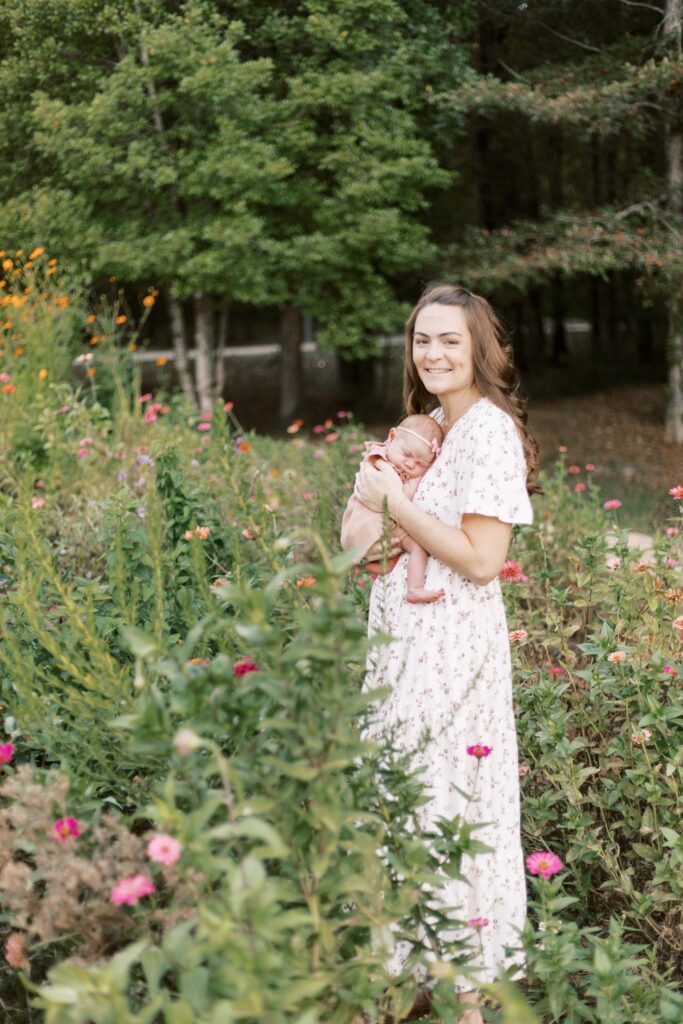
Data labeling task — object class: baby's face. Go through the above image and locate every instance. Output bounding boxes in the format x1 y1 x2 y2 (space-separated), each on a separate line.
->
385 430 435 479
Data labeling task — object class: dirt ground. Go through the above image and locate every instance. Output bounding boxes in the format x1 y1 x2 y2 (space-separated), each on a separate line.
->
528 384 682 530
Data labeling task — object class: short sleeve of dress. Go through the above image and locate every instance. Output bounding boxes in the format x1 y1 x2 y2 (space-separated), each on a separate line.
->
461 406 533 525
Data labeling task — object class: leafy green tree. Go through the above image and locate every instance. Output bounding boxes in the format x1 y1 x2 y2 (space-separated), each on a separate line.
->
0 0 474 416
434 0 683 439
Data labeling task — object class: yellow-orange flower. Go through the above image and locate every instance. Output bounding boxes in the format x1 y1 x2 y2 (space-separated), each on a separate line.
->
29 247 44 260
38 368 48 380
13 346 24 356
295 576 316 589
155 356 167 366
47 258 58 266
24 261 33 270
85 314 96 324
89 336 99 346
115 314 127 325
2 260 13 271
128 343 137 351
86 367 97 377
14 249 23 257
47 267 57 275
54 296 69 309
143 295 155 308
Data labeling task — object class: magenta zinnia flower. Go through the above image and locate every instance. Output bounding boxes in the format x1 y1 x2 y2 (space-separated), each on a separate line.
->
234 658 258 677
467 744 493 759
0 744 14 765
111 873 156 906
147 833 181 866
526 850 564 879
51 817 81 842
467 917 490 929
602 499 622 511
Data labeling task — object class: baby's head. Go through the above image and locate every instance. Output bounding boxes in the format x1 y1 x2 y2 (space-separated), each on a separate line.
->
385 414 443 479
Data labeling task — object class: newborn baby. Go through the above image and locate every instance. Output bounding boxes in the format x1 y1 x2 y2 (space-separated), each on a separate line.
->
341 414 444 603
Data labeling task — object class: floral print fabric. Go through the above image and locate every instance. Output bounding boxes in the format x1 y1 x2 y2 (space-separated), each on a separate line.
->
365 397 533 986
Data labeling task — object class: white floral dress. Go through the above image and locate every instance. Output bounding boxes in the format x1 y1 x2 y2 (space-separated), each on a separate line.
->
365 397 533 986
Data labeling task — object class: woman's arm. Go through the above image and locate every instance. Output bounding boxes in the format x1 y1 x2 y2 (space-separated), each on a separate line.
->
355 461 512 585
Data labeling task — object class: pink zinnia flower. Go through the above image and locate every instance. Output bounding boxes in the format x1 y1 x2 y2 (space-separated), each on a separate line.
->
467 917 490 929
197 422 211 432
603 499 622 511
51 817 81 842
567 465 581 474
585 463 595 471
313 449 324 458
234 658 258 677
663 665 679 676
548 667 564 676
0 373 11 383
111 873 156 906
499 560 528 583
0 744 14 765
147 833 181 866
77 448 89 457
139 393 152 403
325 432 339 443
631 728 652 746
574 483 586 492
607 651 626 663
467 744 492 759
31 496 45 509
668 485 683 500
144 411 157 423
518 764 529 777
673 615 683 632
666 527 680 538
509 629 528 644
526 850 564 879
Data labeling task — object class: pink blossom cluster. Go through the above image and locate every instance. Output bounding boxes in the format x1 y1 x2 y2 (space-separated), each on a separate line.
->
184 525 210 541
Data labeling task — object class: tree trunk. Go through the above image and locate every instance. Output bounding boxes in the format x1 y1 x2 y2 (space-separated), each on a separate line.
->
279 302 303 422
165 288 196 406
215 304 229 402
664 0 683 441
194 292 214 415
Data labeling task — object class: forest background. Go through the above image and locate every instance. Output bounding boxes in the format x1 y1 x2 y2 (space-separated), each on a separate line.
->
1 0 683 441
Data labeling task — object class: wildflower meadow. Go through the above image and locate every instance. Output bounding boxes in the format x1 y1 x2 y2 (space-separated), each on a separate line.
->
0 255 681 1023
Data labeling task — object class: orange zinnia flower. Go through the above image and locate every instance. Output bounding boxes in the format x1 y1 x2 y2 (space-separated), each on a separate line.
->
115 314 127 325
155 356 167 366
143 295 155 308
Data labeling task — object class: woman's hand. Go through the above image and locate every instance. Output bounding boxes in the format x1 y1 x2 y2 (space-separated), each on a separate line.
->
355 460 404 515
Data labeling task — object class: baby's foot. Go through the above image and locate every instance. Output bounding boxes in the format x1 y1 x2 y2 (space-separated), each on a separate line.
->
406 587 444 604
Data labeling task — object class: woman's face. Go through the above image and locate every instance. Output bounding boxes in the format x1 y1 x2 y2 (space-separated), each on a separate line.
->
412 303 475 401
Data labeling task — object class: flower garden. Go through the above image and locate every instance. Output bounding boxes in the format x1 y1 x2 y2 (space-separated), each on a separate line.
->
0 254 681 1022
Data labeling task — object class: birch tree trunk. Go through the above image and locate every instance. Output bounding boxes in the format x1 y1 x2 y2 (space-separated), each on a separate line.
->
279 302 303 422
194 293 215 415
215 304 229 401
165 288 196 406
665 0 683 442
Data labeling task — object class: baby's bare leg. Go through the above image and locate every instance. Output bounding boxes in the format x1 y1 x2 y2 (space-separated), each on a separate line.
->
402 535 444 603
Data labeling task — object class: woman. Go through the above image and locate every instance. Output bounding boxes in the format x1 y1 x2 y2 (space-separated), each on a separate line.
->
356 284 539 1023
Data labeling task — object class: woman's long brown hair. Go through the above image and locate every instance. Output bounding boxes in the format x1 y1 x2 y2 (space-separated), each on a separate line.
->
403 283 541 495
